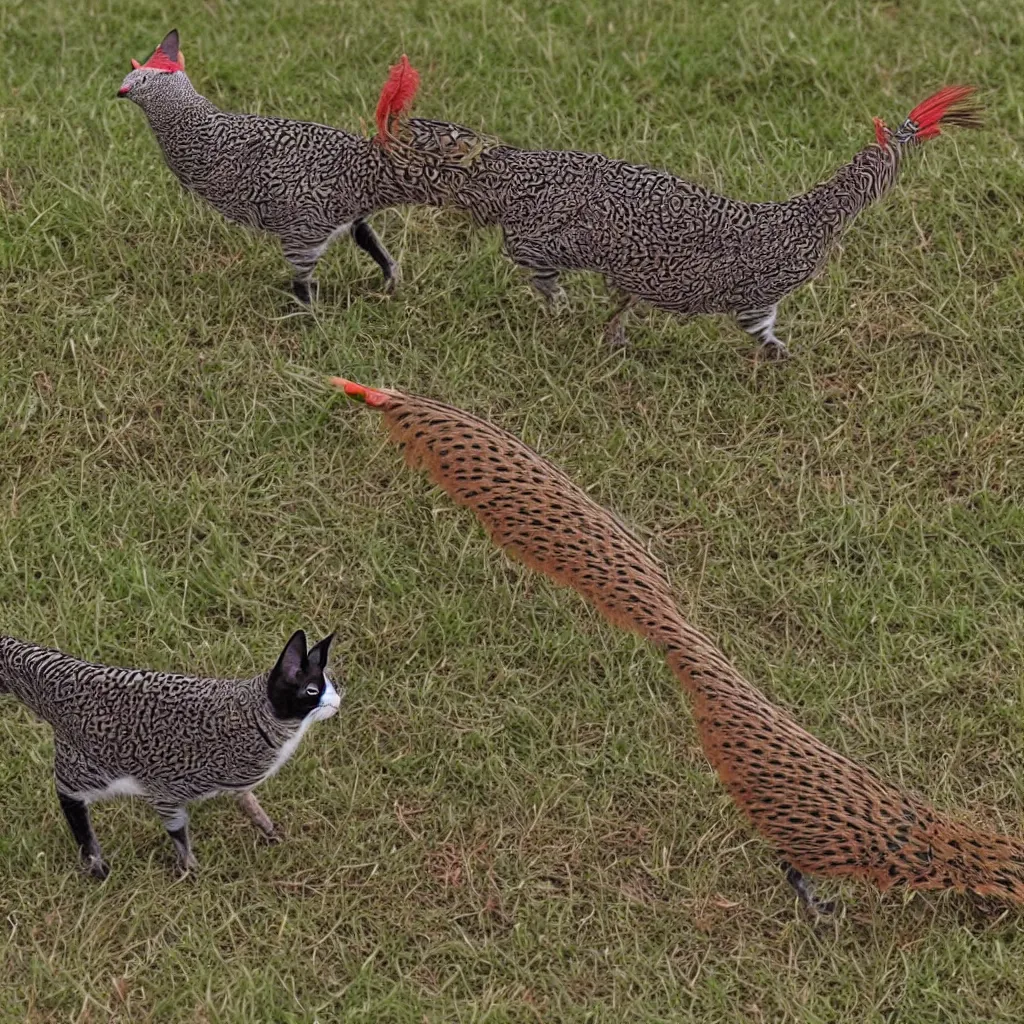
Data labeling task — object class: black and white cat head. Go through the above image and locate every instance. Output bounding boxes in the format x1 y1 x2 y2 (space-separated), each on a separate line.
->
267 630 342 722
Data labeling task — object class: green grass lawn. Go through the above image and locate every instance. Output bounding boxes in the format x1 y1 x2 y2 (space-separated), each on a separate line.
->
2 0 1024 1019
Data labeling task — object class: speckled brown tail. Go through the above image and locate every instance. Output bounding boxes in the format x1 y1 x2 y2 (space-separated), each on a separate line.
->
333 377 1024 908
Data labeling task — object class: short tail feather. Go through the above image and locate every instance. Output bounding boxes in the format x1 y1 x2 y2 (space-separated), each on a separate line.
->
333 377 1024 907
375 55 421 145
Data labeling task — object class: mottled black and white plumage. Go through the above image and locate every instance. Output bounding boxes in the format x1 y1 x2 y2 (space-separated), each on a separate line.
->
384 87 980 357
0 630 341 878
119 30 423 302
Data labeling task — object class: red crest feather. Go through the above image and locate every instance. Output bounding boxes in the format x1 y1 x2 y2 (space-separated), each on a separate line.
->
141 47 184 74
375 55 420 144
907 85 982 139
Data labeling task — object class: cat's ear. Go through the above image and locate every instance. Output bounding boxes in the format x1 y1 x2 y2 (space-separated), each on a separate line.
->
307 632 335 672
274 629 308 682
159 29 180 63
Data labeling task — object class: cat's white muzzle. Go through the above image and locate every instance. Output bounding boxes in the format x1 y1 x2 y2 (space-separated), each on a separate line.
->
310 674 342 722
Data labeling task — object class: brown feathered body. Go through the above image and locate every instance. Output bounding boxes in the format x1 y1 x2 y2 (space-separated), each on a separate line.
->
338 379 1024 904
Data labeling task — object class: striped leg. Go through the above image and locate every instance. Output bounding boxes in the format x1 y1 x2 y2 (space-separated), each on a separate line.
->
352 220 400 294
152 801 198 874
528 268 567 311
735 306 788 360
283 247 321 305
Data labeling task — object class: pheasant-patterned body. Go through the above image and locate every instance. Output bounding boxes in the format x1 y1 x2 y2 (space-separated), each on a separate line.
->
383 85 980 356
0 630 340 878
335 377 1024 911
119 32 426 302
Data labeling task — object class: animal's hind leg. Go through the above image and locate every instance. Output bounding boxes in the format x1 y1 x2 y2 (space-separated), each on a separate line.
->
604 291 637 347
782 862 836 916
736 305 788 360
236 791 280 844
56 786 108 880
151 801 198 874
352 219 400 294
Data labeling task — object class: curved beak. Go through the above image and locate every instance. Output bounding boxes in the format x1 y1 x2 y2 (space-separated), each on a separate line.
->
117 85 131 97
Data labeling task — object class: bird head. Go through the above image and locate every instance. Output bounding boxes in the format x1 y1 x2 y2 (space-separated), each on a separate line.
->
118 29 188 106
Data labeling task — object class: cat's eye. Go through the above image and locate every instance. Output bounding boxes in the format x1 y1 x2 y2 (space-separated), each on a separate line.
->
305 684 320 697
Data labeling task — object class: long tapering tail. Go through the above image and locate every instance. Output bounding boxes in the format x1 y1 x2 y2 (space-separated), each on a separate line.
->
332 377 1024 906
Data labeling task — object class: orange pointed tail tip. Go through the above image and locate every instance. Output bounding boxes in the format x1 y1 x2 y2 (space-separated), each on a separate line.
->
328 376 392 408
908 85 983 139
375 54 421 144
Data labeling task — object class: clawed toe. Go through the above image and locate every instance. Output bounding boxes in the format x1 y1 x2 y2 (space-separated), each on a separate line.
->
176 852 199 876
84 854 110 881
757 339 789 361
783 862 836 917
382 267 401 296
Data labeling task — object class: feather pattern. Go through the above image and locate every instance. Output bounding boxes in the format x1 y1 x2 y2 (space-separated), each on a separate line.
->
335 377 1024 908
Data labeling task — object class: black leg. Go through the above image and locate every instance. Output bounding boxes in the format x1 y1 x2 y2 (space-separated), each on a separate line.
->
782 862 836 916
57 791 108 880
352 219 399 293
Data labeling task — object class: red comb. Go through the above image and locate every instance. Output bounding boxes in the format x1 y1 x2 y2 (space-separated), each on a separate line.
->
329 377 391 408
140 45 184 74
375 55 420 143
873 117 888 148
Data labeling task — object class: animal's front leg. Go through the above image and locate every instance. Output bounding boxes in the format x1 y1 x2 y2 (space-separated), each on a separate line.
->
283 245 321 305
781 861 836 916
735 305 788 360
352 220 401 294
56 787 108 880
152 801 198 874
236 791 280 844
527 268 567 311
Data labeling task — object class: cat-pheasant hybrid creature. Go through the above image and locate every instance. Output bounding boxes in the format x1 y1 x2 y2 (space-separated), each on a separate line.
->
0 630 341 878
377 70 982 357
119 31 426 302
332 377 1024 912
